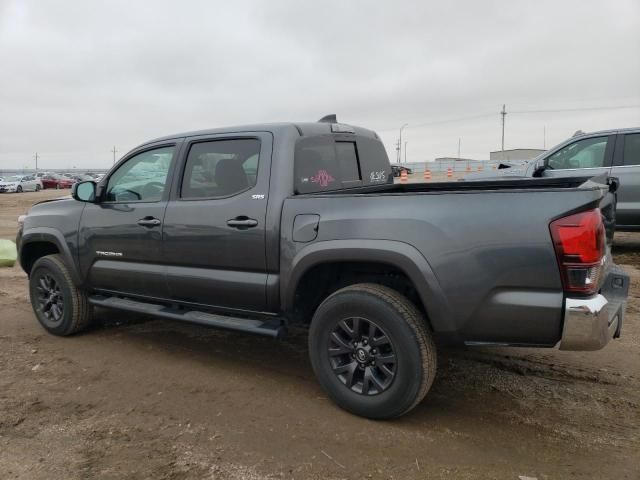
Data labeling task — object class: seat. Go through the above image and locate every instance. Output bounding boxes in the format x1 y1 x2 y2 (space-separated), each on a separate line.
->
214 158 249 196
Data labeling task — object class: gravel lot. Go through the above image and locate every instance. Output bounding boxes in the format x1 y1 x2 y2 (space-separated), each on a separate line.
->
1 190 638 479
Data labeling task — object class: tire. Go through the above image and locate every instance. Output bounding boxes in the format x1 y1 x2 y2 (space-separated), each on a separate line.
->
35 184 41 192
308 283 437 419
29 254 94 336
16 186 22 193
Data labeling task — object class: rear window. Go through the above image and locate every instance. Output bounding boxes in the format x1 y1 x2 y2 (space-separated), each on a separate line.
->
295 135 389 193
336 142 361 182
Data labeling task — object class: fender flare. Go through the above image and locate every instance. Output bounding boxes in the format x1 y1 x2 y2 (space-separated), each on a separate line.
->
19 227 82 286
282 239 452 332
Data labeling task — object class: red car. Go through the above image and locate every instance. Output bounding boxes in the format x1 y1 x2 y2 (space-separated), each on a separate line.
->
41 174 75 189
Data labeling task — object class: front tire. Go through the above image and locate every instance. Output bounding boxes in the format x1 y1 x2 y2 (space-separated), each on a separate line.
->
35 184 41 191
308 283 437 419
16 186 22 193
29 254 94 336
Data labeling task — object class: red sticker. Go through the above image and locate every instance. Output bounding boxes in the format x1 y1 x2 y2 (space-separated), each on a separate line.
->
310 170 335 187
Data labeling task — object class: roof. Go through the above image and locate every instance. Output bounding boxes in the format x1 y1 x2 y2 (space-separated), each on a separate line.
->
139 121 379 148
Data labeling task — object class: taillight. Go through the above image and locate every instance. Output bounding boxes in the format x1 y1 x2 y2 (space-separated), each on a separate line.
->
550 209 605 295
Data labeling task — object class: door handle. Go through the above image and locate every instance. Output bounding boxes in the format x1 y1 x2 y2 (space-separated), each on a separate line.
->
227 217 258 229
137 217 162 227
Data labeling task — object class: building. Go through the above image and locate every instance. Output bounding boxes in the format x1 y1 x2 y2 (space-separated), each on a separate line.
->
490 148 546 162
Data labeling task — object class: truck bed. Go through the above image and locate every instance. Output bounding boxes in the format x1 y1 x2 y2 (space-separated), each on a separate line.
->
281 174 615 347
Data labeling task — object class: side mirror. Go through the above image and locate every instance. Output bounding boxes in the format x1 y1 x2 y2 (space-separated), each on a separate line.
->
72 181 97 202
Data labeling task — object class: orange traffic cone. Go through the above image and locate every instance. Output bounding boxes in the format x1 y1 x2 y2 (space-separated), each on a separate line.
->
447 167 453 178
400 169 408 183
477 164 483 171
423 169 431 181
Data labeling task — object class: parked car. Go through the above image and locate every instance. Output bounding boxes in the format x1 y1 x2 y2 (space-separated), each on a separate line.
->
465 128 640 230
41 174 75 189
71 174 94 182
391 165 413 177
16 117 629 419
0 175 41 193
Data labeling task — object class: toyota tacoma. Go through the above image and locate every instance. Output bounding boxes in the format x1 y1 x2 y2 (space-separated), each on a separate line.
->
16 116 629 419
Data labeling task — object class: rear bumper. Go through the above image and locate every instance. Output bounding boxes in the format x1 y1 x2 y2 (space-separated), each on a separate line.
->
559 265 629 351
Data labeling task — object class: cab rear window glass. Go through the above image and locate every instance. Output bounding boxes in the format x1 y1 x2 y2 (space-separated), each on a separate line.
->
623 134 640 166
295 134 390 193
336 142 361 182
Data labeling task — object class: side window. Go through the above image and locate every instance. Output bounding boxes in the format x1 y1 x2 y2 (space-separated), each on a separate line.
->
105 146 175 202
623 134 640 166
181 139 260 199
546 137 608 170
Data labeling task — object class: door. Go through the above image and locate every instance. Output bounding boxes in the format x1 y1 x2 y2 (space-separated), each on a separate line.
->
163 133 271 312
21 176 36 191
610 132 640 228
78 143 179 299
541 135 614 180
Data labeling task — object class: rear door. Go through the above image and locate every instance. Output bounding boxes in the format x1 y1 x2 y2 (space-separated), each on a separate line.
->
541 134 614 180
162 132 272 312
610 132 640 228
78 142 180 299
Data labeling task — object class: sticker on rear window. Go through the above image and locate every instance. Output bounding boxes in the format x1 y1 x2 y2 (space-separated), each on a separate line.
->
310 170 335 187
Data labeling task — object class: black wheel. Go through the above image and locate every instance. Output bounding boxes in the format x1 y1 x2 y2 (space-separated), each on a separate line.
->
16 185 22 193
35 184 41 191
29 254 94 336
309 283 437 419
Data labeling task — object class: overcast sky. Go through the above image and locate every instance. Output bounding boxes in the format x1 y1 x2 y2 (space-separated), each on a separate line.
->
1 0 639 170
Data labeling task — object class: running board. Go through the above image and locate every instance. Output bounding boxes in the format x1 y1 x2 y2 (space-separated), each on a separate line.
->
88 295 286 339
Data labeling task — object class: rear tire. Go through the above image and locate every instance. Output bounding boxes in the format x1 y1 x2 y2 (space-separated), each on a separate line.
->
35 184 41 191
16 186 22 193
308 283 437 419
29 254 94 336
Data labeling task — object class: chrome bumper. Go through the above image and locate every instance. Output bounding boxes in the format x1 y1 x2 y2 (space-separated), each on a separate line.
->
559 265 629 351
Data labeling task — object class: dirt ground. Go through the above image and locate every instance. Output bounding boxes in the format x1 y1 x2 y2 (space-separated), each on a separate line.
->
0 190 638 480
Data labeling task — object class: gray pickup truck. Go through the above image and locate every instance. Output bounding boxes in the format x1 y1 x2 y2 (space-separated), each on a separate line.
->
16 117 629 419
468 128 640 230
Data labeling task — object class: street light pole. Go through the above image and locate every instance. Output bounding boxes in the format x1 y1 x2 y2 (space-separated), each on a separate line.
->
398 123 408 163
111 145 119 165
404 141 407 163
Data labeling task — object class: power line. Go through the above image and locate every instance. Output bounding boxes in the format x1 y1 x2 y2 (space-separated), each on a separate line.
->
510 105 640 114
374 104 640 133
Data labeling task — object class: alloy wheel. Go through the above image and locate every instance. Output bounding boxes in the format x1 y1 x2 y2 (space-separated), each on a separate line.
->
328 317 397 395
35 273 64 324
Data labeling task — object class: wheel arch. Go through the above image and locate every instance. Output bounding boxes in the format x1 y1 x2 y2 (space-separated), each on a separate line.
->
20 228 82 285
282 239 451 332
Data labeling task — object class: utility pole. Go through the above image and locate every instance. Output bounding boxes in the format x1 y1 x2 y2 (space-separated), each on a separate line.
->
111 145 118 165
34 152 39 175
399 123 408 163
404 141 407 163
395 140 401 163
543 126 546 149
500 104 507 151
457 138 461 159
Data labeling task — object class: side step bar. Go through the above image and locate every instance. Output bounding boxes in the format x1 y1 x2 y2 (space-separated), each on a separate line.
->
88 295 287 339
